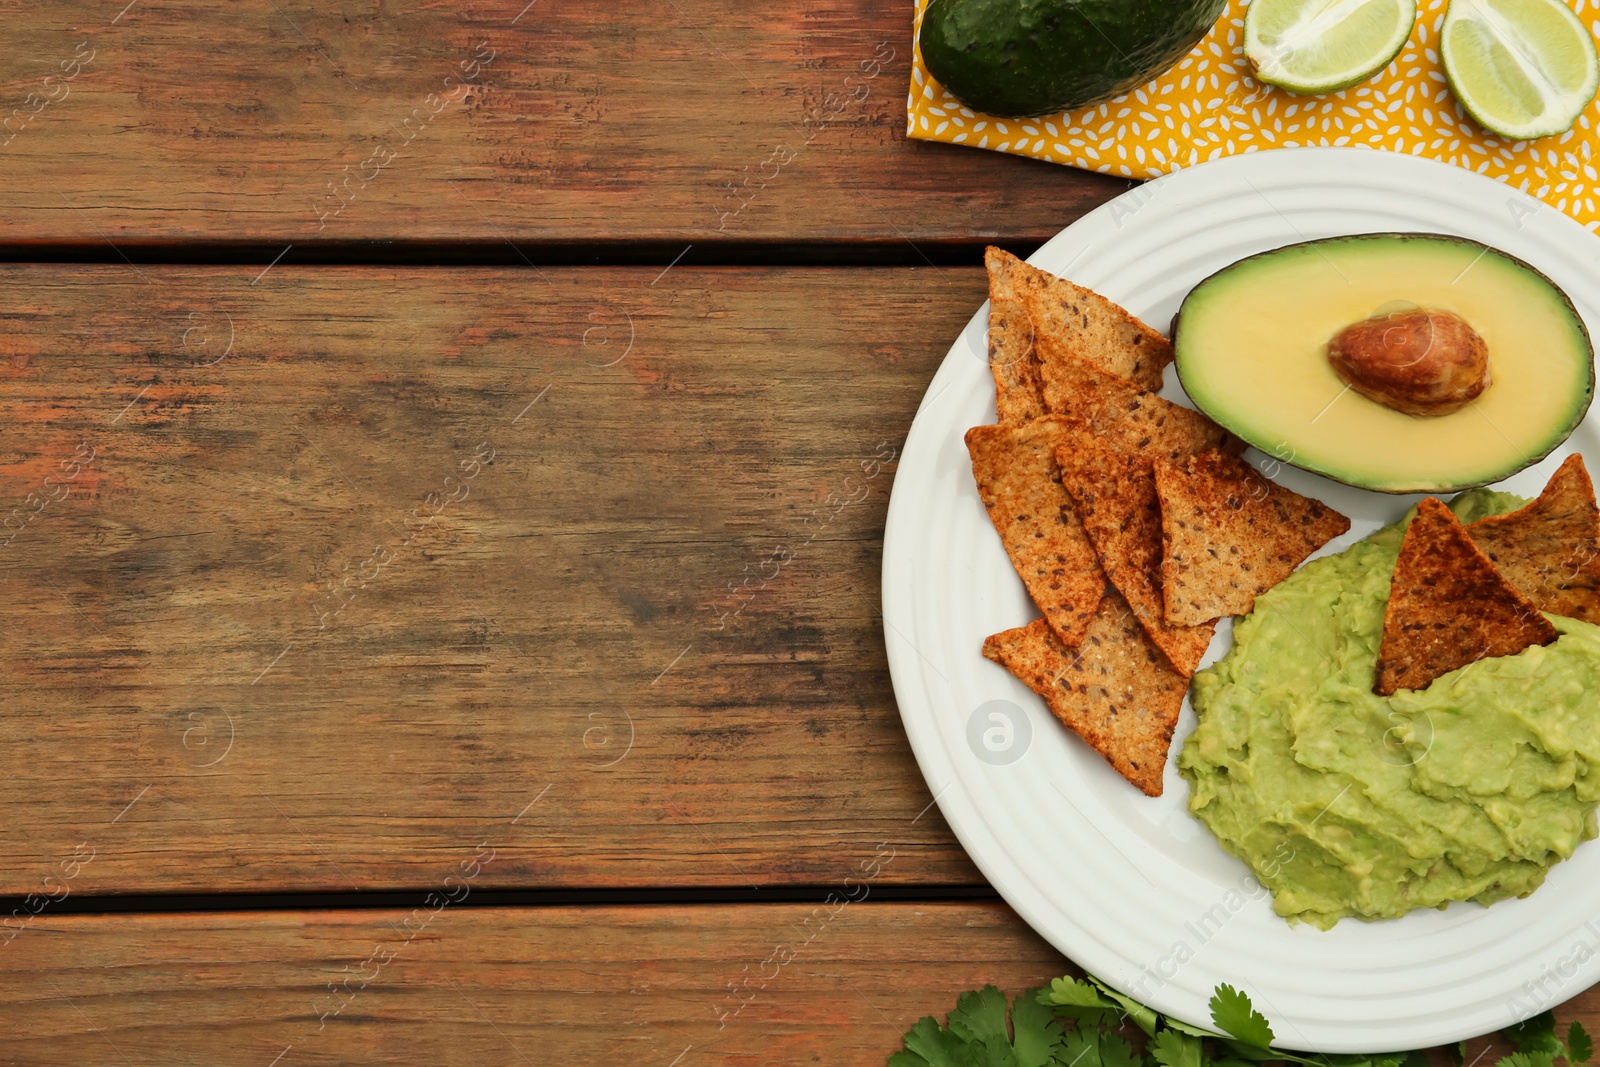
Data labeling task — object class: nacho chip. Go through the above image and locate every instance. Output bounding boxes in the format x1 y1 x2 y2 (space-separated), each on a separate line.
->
966 416 1106 646
986 295 1045 424
1040 353 1243 463
1375 496 1559 696
1056 436 1215 676
1155 449 1351 627
985 246 1171 392
1465 454 1600 622
982 592 1188 796
984 249 1046 423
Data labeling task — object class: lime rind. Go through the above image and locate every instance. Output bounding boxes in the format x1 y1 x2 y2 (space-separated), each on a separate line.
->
1443 0 1600 141
1246 0 1420 94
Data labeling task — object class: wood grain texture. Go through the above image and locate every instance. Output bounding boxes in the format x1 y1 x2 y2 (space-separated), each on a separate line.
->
0 0 1127 247
4 902 1066 1065
6 901 1599 1064
0 262 1000 895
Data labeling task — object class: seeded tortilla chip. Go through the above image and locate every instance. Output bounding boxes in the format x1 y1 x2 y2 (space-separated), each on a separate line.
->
984 249 1047 424
1056 436 1215 676
967 416 1106 646
986 295 1045 424
982 593 1188 796
1155 449 1351 627
1040 354 1244 463
1376 496 1559 696
1465 454 1600 622
985 246 1171 392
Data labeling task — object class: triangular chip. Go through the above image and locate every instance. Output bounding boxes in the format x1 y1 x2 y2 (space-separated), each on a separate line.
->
966 416 1106 646
1040 353 1243 463
1465 454 1600 622
1056 436 1215 676
1155 449 1351 627
982 593 1188 796
985 246 1171 392
984 249 1046 423
1375 496 1559 696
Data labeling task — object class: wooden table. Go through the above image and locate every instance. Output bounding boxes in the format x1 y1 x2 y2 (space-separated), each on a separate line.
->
0 2 1590 1062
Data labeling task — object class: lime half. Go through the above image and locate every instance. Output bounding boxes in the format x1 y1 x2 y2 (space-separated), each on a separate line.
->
1442 0 1599 140
1246 0 1419 93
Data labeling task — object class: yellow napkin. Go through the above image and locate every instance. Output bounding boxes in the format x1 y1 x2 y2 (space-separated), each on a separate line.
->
907 0 1600 230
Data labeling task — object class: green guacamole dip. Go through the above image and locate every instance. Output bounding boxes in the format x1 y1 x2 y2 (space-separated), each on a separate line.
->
1179 489 1600 929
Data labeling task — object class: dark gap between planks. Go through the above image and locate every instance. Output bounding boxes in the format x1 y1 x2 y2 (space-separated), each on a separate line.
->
0 239 1041 269
1 884 1002 916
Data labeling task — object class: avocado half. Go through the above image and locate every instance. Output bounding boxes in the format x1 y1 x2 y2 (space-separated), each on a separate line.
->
919 0 1228 118
1172 233 1595 494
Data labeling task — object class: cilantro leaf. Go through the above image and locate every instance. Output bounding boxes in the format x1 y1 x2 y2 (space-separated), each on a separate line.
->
950 987 1013 1049
1039 977 1116 1010
1500 1052 1558 1067
1151 1028 1204 1067
1038 976 1123 1028
1009 988 1067 1067
1318 1052 1414 1067
892 982 1074 1067
1060 1027 1103 1067
1210 985 1275 1050
1507 1013 1562 1056
1219 1042 1280 1063
976 1038 1022 1067
1086 976 1160 1038
1569 1022 1594 1066
891 1016 981 1067
1098 1033 1142 1067
895 968 1575 1067
1448 1045 1466 1067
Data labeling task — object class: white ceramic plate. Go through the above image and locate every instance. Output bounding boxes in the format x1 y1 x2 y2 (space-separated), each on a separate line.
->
882 146 1600 1052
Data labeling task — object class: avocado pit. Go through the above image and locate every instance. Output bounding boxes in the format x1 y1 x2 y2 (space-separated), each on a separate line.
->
1326 307 1490 417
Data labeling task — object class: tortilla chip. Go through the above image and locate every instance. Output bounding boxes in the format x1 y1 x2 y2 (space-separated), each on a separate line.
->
982 593 1188 796
1040 353 1244 463
1056 436 1215 676
984 249 1046 423
966 416 1106 646
1375 496 1559 696
1155 449 1351 627
985 246 1171 392
987 295 1045 424
1465 454 1600 622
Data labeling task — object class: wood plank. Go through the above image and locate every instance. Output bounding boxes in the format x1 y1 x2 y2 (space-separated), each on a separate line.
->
0 0 1125 247
5 901 1598 1063
3 902 1064 1064
0 262 991 894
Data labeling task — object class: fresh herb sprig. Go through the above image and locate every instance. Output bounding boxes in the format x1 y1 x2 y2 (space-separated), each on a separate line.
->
888 973 1592 1067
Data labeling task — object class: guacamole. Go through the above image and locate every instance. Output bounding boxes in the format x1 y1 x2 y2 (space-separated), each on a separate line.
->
1179 489 1600 928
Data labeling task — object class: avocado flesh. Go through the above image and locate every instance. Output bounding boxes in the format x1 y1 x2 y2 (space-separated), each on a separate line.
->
920 0 1228 117
1173 233 1595 494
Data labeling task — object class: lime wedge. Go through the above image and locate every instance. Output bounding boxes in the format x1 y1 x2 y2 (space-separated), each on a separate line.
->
1246 0 1419 93
1442 0 1599 140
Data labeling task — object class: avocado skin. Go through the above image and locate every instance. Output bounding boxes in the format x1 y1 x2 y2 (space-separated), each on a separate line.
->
920 0 1227 118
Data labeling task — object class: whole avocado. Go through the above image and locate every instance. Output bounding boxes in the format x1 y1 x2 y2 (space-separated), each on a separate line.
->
920 0 1228 117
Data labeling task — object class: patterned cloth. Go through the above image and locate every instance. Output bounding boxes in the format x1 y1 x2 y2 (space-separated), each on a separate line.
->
907 0 1600 230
